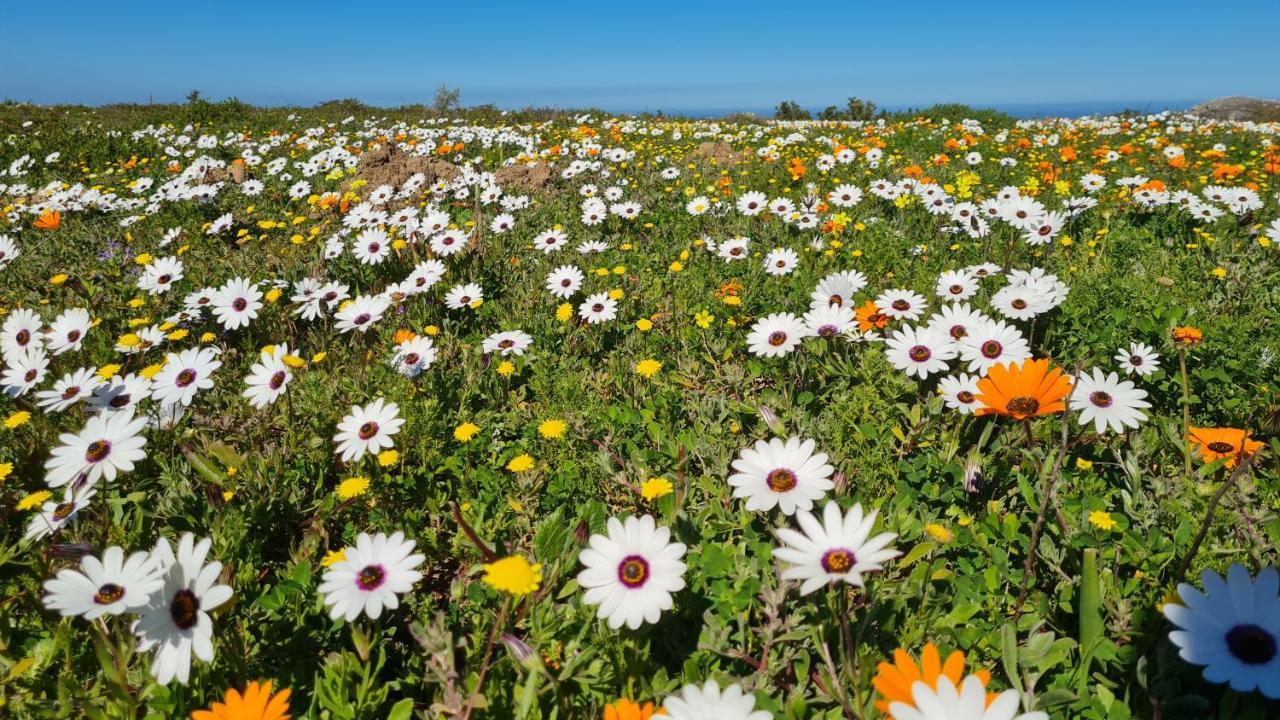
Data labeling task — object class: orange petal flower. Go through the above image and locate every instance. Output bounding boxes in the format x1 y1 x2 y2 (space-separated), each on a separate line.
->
603 698 664 720
34 210 61 231
191 681 291 720
855 300 889 332
1172 326 1203 345
872 643 994 713
975 358 1073 419
1187 427 1263 468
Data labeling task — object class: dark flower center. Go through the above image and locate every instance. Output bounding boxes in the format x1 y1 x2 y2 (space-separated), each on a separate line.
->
1089 391 1113 408
766 468 798 492
62 386 80 399
357 564 386 591
1006 396 1040 415
1129 355 1144 366
169 588 200 629
67 329 81 342
176 368 197 387
15 329 29 345
821 548 856 573
24 369 37 382
84 440 111 463
949 284 964 294
368 243 380 253
957 390 975 404
818 325 837 337
768 331 788 347
158 274 172 284
592 303 604 312
617 555 649 588
1011 298 1028 310
1207 441 1235 453
354 313 371 325
891 299 910 311
231 298 247 312
110 393 131 408
94 583 125 605
909 345 931 362
1225 624 1276 665
950 325 967 340
981 340 1003 359
268 371 287 390
499 339 514 348
404 353 420 365
358 421 379 440
828 294 843 307
52 502 76 520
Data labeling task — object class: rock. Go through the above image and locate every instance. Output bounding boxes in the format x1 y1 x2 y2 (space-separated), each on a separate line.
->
1189 97 1280 122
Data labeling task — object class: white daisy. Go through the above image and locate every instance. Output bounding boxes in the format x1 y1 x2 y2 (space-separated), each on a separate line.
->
25 485 97 541
773 501 899 595
211 277 263 331
938 374 982 414
810 270 868 310
3 347 50 397
1069 368 1150 434
763 248 799 276
728 436 834 515
577 515 687 630
958 320 1031 375
803 304 856 338
151 346 222 408
533 228 569 253
482 330 533 356
35 366 103 413
352 227 392 265
334 294 391 334
444 283 483 310
933 270 978 301
333 398 404 463
42 545 162 620
391 336 437 377
662 680 772 720
45 308 91 355
578 293 618 324
1115 342 1161 377
242 346 292 409
317 531 424 621
87 374 152 415
44 409 147 488
875 289 928 322
545 265 584 298
746 313 808 358
1 307 42 361
889 675 1047 720
884 326 957 380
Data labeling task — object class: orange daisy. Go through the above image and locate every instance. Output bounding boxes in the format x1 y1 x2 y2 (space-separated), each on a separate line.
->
872 643 995 713
191 681 291 720
1187 427 1263 468
33 210 61 231
1172 326 1203 345
603 698 664 720
855 300 890 333
975 358 1073 419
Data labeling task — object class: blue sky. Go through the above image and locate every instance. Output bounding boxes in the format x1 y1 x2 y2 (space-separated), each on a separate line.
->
2 1 1277 114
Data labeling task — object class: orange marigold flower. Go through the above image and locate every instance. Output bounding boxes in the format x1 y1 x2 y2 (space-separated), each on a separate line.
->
603 698 664 720
1187 427 1263 468
975 358 1073 420
191 681 291 720
872 643 995 713
855 300 889 333
1172 326 1203 345
393 329 417 345
34 210 61 231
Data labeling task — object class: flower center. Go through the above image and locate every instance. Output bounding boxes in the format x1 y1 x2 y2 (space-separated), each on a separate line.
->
358 421 380 440
175 368 197 387
354 313 371 325
820 548 856 573
617 555 650 588
67 329 81 343
169 588 200 629
52 501 76 520
62 386 80 399
956 390 975 404
24 369 37 382
828 294 843 307
949 325 967 340
908 345 931 362
592 303 604 312
981 340 1003 359
949 284 964 294
1129 355 1143 366
891 299 909 311
110 393 131 408
766 468 798 492
94 583 125 605
232 298 247 312
1089 391 1113 408
15 329 29 345
767 331 788 347
368 243 380 253
499 339 514 348
357 564 386 591
1206 441 1235 453
1225 624 1277 665
268 371 287 390
84 440 111 463
404 353 420 365
158 274 172 284
1005 396 1040 415
818 324 837 337
1011 298 1027 310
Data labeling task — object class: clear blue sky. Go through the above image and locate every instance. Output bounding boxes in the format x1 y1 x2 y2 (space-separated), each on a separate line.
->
2 0 1277 114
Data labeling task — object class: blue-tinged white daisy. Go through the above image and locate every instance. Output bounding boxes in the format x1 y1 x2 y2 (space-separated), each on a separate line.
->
333 398 403 463
135 534 234 685
42 545 162 619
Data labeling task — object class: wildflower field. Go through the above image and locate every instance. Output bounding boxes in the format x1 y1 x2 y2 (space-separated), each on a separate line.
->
1 101 1278 719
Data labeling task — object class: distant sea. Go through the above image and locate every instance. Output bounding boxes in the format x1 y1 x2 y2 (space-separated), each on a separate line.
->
628 100 1202 120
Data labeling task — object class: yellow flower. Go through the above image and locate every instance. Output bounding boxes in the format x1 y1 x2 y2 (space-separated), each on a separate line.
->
17 490 52 511
265 287 282 303
127 297 145 308
635 318 653 331
221 490 235 502
0 462 12 482
5 410 32 429
454 422 480 442
336 476 370 500
282 354 306 368
506 454 535 473
96 364 122 380
225 466 238 478
200 332 216 343
640 478 674 501
669 261 684 272
694 310 714 328
555 303 573 322
608 288 625 300
424 325 440 336
1210 267 1226 279
321 548 346 567
133 252 153 265
49 273 69 286
311 351 327 363
722 295 742 306
1088 510 1117 531
468 298 484 309
167 328 189 342
497 360 515 376
635 359 662 378
482 556 543 596
924 523 953 543
1075 458 1093 472
139 363 165 380
378 450 399 467
538 419 567 439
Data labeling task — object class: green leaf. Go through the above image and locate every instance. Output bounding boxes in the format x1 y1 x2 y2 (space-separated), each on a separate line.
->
387 698 415 720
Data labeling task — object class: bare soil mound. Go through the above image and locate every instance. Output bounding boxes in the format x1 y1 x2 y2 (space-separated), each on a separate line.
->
692 141 745 165
494 162 555 192
1189 97 1280 122
348 144 460 193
